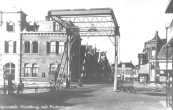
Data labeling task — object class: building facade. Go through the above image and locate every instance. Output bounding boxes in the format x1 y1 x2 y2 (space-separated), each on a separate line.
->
117 61 135 80
0 8 27 85
139 31 166 83
0 8 81 86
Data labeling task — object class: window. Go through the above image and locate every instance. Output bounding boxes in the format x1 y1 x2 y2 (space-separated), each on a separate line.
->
24 41 30 53
32 63 38 77
6 21 15 32
32 41 38 53
152 50 155 57
9 41 13 53
122 64 125 68
24 64 30 77
59 42 64 53
54 22 60 31
42 72 45 78
50 64 57 71
4 63 15 80
47 41 59 54
151 44 155 57
151 69 155 77
4 41 16 53
50 42 56 53
122 70 125 74
140 58 143 64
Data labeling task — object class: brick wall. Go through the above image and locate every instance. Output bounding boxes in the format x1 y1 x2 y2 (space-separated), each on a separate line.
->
21 33 67 82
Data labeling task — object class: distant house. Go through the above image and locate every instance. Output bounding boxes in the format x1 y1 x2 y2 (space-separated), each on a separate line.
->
80 45 98 81
117 61 135 80
138 64 149 83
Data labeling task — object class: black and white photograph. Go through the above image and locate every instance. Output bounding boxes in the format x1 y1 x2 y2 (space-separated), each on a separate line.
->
0 0 173 110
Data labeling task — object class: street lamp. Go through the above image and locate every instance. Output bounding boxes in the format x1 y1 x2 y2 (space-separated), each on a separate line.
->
171 40 173 110
165 23 170 43
165 23 169 107
156 58 160 84
0 11 2 26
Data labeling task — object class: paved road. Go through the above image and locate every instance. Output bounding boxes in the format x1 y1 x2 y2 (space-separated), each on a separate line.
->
0 83 166 110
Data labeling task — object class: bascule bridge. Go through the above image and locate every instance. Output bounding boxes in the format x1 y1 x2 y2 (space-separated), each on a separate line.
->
47 8 120 90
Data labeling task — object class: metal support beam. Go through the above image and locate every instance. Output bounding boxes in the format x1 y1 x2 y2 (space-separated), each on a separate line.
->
78 38 82 87
172 43 173 109
48 8 120 90
66 30 71 89
114 34 118 91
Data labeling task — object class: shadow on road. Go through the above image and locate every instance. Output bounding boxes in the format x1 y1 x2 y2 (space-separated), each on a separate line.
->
0 87 97 109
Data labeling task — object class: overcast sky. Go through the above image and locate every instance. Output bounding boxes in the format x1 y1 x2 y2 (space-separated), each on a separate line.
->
0 0 173 65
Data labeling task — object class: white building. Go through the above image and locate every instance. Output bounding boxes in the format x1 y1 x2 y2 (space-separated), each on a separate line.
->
0 7 27 85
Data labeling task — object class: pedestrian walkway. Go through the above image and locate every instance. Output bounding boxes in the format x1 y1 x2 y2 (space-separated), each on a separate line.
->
0 83 166 110
160 101 172 110
133 81 166 92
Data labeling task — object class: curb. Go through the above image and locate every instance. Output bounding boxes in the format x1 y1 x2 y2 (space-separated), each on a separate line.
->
159 101 172 110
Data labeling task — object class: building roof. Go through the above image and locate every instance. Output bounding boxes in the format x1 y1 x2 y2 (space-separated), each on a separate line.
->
157 36 173 59
165 0 173 13
0 5 27 16
149 31 162 42
143 32 166 53
118 62 135 69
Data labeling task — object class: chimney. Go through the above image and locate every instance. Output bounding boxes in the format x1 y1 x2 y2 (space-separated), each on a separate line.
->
130 60 132 63
45 16 50 21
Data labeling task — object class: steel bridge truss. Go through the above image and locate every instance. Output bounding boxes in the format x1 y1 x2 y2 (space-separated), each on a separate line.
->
48 8 119 37
47 8 120 90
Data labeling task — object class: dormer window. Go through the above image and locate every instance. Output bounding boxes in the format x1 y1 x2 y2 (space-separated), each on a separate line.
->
140 58 143 64
7 21 15 32
54 22 60 31
26 22 38 32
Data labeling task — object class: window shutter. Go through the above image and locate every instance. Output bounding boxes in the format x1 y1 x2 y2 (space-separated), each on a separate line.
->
28 42 30 53
33 41 38 53
24 42 27 53
36 41 38 53
5 41 8 53
6 22 9 31
56 41 59 54
13 41 16 53
30 41 33 53
25 41 30 53
47 41 50 53
13 23 15 32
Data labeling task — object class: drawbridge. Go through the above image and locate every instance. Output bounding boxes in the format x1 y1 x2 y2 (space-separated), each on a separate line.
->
47 8 120 90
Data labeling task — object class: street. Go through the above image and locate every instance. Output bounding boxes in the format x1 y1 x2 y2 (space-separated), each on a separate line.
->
0 82 166 110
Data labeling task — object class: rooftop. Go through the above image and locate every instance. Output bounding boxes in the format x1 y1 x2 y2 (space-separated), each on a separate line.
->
165 0 173 13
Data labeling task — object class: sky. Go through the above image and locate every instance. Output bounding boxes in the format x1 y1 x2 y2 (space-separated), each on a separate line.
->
0 0 173 65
